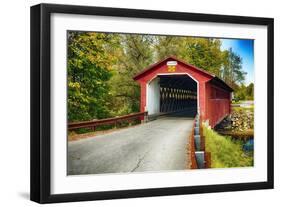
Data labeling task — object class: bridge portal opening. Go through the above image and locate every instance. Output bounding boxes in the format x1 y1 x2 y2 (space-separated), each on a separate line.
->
146 74 198 117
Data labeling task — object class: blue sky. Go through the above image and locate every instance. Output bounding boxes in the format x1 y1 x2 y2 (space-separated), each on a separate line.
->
220 39 254 85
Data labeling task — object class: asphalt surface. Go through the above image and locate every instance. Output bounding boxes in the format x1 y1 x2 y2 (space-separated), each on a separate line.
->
68 112 195 175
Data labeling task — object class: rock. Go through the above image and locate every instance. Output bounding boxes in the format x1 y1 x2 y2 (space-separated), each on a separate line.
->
215 108 254 132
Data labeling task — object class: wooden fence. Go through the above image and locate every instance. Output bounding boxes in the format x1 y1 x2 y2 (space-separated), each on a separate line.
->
68 112 148 131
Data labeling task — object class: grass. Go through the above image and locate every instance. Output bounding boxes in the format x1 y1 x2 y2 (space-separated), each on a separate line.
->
203 124 253 168
232 100 242 104
232 106 254 113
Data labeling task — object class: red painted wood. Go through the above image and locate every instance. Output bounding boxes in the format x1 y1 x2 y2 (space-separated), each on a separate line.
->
205 81 231 127
134 57 232 128
140 82 147 113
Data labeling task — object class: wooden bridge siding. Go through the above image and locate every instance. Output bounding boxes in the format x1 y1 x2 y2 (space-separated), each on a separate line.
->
198 81 208 121
140 82 147 113
205 81 231 127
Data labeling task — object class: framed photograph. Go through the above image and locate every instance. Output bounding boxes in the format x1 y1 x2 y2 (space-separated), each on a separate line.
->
30 3 274 203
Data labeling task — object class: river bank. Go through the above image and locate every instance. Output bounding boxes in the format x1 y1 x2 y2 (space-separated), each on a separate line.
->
215 105 254 141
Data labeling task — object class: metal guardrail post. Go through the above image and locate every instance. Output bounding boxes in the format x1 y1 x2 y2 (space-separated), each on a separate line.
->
195 151 205 169
189 119 198 169
194 126 200 135
191 113 211 169
194 135 201 151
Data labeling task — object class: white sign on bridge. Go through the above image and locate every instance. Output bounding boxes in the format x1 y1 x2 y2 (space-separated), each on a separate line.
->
167 61 178 66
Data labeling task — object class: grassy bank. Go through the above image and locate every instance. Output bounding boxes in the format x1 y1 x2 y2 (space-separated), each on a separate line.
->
203 124 253 168
232 106 254 113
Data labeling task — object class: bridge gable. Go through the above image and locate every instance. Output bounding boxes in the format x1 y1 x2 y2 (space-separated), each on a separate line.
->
133 56 214 84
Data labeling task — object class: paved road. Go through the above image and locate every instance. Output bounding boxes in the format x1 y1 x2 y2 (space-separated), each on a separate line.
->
68 113 194 175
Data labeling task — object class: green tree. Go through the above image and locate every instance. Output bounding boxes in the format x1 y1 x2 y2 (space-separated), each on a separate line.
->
107 34 155 115
154 36 224 77
234 84 246 101
234 83 254 101
221 48 246 89
246 83 254 100
67 32 118 121
180 38 224 76
155 36 181 60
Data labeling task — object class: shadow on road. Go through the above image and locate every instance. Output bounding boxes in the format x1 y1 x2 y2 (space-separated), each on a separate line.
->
165 108 197 118
150 108 197 120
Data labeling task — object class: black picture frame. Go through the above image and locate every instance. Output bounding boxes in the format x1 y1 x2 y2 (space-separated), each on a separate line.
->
30 3 274 204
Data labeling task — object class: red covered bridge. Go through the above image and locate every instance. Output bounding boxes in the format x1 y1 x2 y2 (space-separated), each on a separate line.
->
133 56 233 127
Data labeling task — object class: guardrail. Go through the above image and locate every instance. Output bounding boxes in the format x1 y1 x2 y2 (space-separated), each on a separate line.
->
189 120 197 169
189 114 211 169
68 111 148 131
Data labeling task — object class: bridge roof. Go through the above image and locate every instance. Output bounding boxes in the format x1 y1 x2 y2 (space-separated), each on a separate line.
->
133 56 233 92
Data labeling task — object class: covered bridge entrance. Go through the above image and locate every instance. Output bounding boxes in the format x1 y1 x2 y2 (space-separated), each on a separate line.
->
133 56 233 127
146 74 197 115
